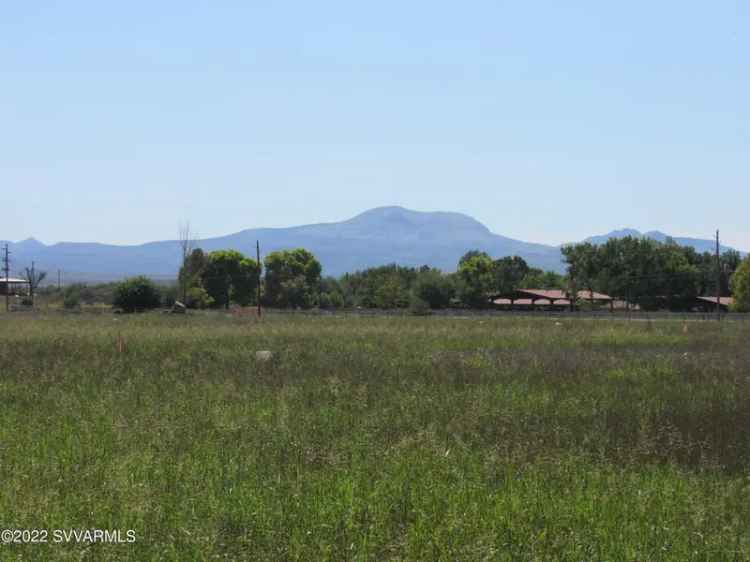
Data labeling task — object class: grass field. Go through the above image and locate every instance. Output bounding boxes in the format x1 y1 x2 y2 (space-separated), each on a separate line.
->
1 312 749 560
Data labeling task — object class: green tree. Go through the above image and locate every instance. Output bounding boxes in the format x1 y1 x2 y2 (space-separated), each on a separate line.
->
201 250 260 309
185 286 214 309
456 251 495 308
520 268 565 289
730 255 750 312
264 248 322 309
561 242 599 297
655 241 700 310
319 276 345 309
492 256 530 295
113 276 162 312
338 265 416 308
413 268 454 309
179 248 208 299
563 237 702 311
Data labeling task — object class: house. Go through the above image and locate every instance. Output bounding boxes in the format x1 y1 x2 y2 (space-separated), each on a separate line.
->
0 277 30 296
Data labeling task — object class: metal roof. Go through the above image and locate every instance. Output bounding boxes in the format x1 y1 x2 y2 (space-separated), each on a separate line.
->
515 289 612 301
576 290 613 301
493 297 571 306
0 277 29 284
517 289 567 300
696 296 734 306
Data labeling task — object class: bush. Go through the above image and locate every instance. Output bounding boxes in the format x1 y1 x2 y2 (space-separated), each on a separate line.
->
318 292 332 309
408 293 432 315
329 290 345 309
731 256 750 312
185 286 214 309
413 269 454 309
62 286 81 309
113 276 162 313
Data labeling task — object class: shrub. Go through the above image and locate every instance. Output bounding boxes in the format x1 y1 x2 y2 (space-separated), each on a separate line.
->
62 286 81 309
408 293 432 315
185 286 214 309
731 256 750 312
318 292 332 309
413 269 454 309
113 276 162 313
329 290 345 309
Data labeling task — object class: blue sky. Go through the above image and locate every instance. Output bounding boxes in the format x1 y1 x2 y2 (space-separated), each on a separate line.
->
2 2 748 250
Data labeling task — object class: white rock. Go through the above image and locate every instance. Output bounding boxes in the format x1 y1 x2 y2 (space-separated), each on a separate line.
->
256 350 274 362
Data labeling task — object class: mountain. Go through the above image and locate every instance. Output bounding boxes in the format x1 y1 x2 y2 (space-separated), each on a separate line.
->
584 229 744 255
1 207 565 281
4 210 746 282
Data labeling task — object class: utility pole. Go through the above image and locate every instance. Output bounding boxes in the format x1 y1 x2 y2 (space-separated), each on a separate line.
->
256 240 262 318
3 243 10 312
716 230 721 322
58 269 62 290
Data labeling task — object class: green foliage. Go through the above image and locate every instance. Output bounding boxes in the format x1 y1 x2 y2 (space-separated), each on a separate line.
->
263 248 322 309
318 277 346 309
339 264 417 308
408 293 432 315
520 267 566 289
492 256 530 295
561 237 733 311
328 290 345 309
730 255 750 312
201 250 260 309
62 285 82 309
179 248 209 297
185 286 214 309
412 268 454 309
113 276 162 312
456 251 495 308
561 242 599 292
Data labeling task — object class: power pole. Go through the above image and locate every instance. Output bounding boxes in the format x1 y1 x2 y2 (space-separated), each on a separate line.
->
716 230 721 322
256 240 262 318
3 243 10 312
58 269 62 290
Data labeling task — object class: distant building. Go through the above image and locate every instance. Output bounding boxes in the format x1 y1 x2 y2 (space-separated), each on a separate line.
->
491 289 614 311
0 277 30 296
694 296 734 312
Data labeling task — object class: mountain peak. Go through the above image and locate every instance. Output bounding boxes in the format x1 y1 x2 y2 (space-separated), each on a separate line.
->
346 206 491 237
2 237 47 251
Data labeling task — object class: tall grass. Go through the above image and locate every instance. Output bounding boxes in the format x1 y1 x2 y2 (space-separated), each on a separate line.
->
0 313 748 560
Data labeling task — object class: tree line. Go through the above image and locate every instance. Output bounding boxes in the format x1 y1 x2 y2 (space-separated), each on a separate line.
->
166 237 750 312
99 247 564 312
29 235 750 312
561 236 745 311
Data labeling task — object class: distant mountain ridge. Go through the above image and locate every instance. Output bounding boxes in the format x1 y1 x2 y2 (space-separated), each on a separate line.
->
584 228 742 255
2 208 746 282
